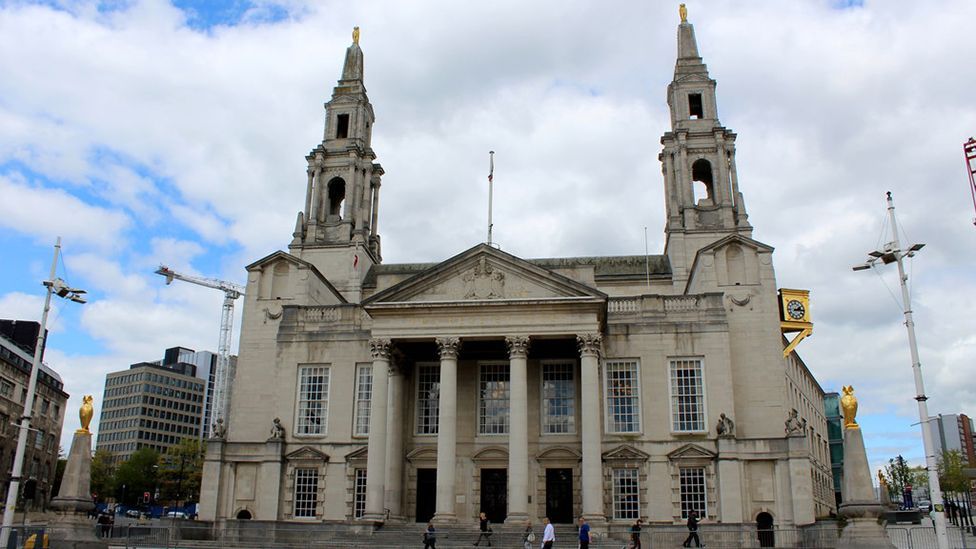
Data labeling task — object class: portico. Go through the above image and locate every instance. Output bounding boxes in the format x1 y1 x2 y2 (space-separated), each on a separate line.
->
360 244 608 524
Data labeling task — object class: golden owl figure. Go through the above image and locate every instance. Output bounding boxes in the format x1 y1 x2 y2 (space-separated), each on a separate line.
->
679 4 688 23
352 26 360 45
840 385 858 430
78 395 94 434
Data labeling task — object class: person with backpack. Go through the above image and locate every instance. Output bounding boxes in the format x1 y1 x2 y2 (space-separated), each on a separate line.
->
683 509 704 548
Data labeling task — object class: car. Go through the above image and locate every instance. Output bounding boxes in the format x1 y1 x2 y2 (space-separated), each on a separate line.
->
125 509 141 518
918 500 932 512
165 511 187 519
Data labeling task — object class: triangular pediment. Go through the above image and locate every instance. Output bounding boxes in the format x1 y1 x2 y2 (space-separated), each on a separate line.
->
246 250 347 304
364 244 605 305
285 446 330 462
345 446 369 463
667 443 717 461
603 444 651 463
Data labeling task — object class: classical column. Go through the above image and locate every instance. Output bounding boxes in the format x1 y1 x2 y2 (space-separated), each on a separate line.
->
363 338 391 521
384 362 405 518
577 333 605 521
369 177 381 240
433 337 460 523
303 164 315 222
505 336 530 522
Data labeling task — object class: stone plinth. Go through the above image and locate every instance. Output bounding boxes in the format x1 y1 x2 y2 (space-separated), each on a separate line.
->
47 431 106 549
837 427 895 549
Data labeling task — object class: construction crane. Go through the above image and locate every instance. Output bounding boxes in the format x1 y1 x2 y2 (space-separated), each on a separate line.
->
965 137 976 226
155 265 245 437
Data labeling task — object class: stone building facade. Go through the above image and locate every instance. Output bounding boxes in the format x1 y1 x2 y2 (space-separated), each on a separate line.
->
200 16 834 529
0 320 68 511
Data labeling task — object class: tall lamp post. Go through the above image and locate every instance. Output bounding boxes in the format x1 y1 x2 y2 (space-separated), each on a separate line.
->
853 192 949 549
0 238 87 546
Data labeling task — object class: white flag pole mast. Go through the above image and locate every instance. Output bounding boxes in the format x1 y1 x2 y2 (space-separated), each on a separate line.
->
487 151 495 245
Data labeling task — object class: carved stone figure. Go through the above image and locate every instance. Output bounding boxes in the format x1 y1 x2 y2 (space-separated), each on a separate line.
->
462 257 505 299
78 395 94 434
841 385 859 429
212 418 227 439
785 408 805 436
270 417 284 439
716 412 735 437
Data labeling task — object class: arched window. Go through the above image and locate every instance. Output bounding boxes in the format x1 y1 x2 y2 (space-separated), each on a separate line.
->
691 159 714 204
236 509 252 520
327 178 346 217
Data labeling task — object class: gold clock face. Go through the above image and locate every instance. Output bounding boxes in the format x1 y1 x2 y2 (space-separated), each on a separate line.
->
786 299 805 320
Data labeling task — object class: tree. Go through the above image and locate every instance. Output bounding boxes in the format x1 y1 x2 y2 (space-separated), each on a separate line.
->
51 447 67 498
90 449 115 502
158 438 204 505
883 455 913 500
113 448 159 506
938 450 969 495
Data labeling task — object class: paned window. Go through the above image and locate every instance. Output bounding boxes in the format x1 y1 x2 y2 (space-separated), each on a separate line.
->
353 469 367 518
605 360 641 433
353 365 372 437
293 468 319 518
0 378 13 399
670 359 705 432
542 362 575 434
478 363 510 435
612 468 640 519
295 366 330 435
679 467 707 518
415 365 440 435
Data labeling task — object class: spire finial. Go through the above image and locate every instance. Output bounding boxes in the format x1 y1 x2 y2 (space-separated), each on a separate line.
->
679 4 688 23
352 26 360 45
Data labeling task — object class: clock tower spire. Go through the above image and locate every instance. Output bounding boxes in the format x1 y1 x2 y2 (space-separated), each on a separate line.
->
660 7 752 284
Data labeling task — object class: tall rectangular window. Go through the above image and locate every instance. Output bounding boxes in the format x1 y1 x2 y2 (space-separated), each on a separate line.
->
479 363 510 435
680 467 707 518
612 468 640 519
415 364 440 435
0 378 13 399
293 468 319 518
353 469 367 519
542 362 575 434
670 359 705 432
336 114 350 139
353 365 372 437
605 360 641 433
689 93 704 119
295 366 330 435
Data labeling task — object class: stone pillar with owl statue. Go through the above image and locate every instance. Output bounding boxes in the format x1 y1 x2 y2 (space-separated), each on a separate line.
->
836 386 895 549
47 395 105 548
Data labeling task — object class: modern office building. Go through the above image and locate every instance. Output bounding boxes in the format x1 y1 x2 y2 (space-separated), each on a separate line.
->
200 13 835 531
0 320 69 511
96 349 207 463
824 392 844 507
928 413 976 466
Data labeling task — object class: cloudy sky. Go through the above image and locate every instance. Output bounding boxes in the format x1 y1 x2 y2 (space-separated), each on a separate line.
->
1 0 974 477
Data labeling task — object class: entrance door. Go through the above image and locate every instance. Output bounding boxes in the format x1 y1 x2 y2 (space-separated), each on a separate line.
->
757 511 775 547
546 468 574 524
416 468 436 523
480 469 508 524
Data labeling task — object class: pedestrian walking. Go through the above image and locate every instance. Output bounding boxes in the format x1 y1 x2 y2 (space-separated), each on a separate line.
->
541 516 555 549
682 509 703 548
423 522 436 548
578 516 592 549
474 511 493 547
522 521 536 549
630 518 642 549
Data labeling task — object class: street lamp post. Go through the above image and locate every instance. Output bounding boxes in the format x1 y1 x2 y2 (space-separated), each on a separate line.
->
0 238 87 547
853 192 949 549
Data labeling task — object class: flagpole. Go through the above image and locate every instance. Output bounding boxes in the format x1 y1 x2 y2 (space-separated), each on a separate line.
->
487 151 495 245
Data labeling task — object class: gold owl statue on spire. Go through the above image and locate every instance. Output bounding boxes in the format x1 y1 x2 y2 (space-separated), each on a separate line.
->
352 26 360 45
78 395 94 434
840 385 858 430
679 4 688 23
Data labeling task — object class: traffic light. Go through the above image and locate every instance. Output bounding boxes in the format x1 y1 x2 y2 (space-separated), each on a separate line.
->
143 492 150 504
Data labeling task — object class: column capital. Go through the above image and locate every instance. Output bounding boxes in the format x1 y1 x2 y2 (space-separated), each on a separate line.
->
505 336 530 358
435 337 461 359
369 338 392 360
576 333 603 358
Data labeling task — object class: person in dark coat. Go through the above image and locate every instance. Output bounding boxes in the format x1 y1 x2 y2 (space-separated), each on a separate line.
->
683 509 703 547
